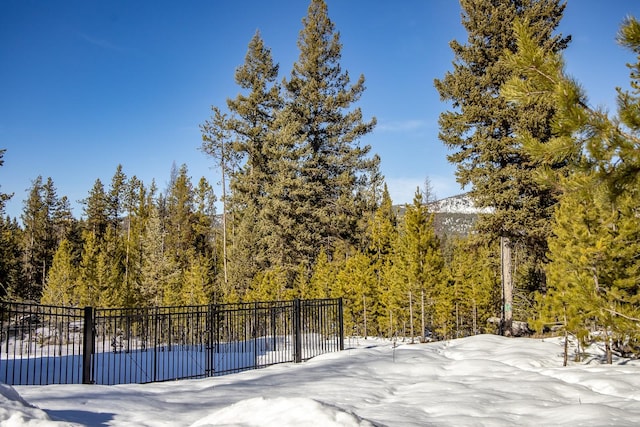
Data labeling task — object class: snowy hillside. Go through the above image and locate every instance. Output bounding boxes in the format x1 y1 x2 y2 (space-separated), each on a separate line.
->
429 193 491 236
7 334 640 426
429 193 493 215
395 193 491 236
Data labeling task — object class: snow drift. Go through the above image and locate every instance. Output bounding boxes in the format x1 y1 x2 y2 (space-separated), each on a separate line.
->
6 334 640 426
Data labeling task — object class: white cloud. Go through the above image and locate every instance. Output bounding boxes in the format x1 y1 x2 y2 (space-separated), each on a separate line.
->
78 33 129 52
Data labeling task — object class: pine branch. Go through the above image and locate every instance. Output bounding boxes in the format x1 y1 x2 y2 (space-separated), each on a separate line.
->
527 64 558 86
603 307 640 322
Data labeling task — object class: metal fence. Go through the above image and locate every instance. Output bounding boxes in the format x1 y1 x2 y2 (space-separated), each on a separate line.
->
0 298 343 386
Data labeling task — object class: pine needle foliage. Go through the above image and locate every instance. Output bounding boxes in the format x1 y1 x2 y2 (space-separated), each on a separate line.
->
505 16 640 360
434 0 571 301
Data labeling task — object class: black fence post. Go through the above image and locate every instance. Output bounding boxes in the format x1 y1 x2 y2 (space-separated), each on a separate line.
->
206 304 214 377
153 307 159 383
293 298 302 363
253 302 258 369
338 298 344 351
82 306 94 384
271 306 277 352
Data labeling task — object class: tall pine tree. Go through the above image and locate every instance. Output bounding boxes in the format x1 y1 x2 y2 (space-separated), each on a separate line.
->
41 239 77 306
83 179 109 239
0 149 12 218
21 177 64 301
434 0 570 335
203 32 282 292
283 0 380 261
504 16 640 360
0 149 21 299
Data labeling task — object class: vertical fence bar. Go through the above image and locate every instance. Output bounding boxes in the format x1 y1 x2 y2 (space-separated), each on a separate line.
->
82 306 94 384
208 305 215 376
270 306 277 353
293 299 302 363
153 307 158 383
338 298 344 351
253 302 258 369
1 302 7 383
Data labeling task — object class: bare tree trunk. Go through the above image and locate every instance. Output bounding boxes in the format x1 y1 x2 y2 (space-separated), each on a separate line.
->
421 290 425 342
501 236 513 336
409 291 414 343
455 302 459 338
473 300 477 335
563 305 568 367
221 159 228 286
605 328 613 364
125 216 131 300
363 294 367 339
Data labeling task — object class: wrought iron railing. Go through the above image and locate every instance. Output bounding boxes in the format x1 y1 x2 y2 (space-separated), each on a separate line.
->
0 298 343 386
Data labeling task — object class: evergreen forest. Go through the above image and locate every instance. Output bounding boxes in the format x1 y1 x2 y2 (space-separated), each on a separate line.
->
1 0 640 360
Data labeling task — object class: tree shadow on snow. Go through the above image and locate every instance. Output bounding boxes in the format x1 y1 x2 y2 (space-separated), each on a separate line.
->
47 409 114 426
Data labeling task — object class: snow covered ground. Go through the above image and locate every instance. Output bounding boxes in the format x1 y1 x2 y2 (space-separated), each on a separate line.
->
3 334 640 426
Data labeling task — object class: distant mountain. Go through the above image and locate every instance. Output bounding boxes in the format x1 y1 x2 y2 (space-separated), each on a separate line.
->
429 193 493 215
394 193 490 237
429 194 491 237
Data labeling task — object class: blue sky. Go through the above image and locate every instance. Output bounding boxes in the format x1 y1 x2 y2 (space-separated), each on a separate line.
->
1 0 638 221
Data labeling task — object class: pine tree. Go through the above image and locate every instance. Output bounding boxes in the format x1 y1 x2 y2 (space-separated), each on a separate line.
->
140 204 180 306
80 185 118 306
41 239 78 306
447 235 501 336
97 226 125 307
380 252 408 339
535 173 640 362
226 30 282 210
292 262 312 299
21 176 62 301
247 267 289 302
201 107 238 287
0 216 23 299
226 202 262 297
258 106 315 282
121 175 147 307
0 149 21 298
504 16 640 359
43 177 62 270
0 149 12 214
165 164 196 269
83 179 109 239
367 185 398 336
193 176 217 258
199 0 379 299
534 176 607 360
21 176 46 299
434 0 570 335
181 253 210 306
308 248 337 299
107 165 127 232
368 184 397 265
54 196 80 250
394 188 444 340
283 0 379 260
333 251 377 337
77 230 100 307
203 30 285 290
